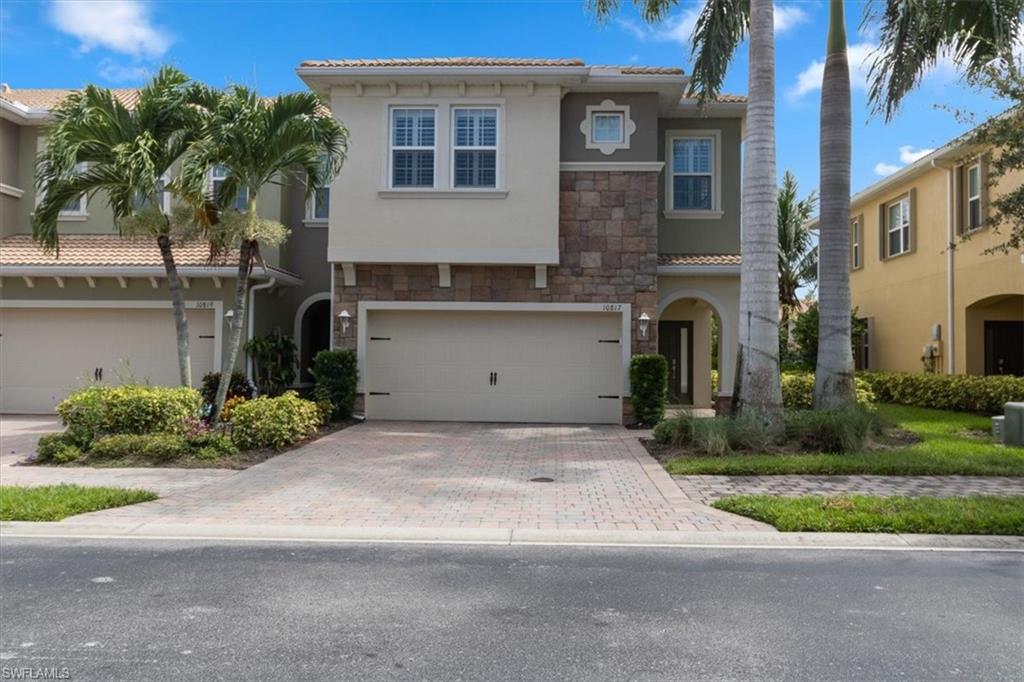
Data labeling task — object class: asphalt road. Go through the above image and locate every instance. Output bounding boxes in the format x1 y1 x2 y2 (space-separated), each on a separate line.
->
0 539 1021 681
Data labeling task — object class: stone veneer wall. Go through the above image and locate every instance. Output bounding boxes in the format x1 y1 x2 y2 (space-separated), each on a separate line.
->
332 171 660 357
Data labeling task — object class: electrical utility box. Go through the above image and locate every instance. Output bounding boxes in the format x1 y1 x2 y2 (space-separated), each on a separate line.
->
1003 402 1024 447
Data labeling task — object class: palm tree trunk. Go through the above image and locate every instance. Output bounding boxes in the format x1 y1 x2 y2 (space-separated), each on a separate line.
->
814 0 856 409
735 0 783 422
156 233 192 388
212 238 253 425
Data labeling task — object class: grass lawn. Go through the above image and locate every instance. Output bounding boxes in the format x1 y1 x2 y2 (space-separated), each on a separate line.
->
0 484 157 522
713 494 1024 535
664 404 1024 476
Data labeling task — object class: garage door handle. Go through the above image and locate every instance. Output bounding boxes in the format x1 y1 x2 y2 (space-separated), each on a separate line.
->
489 371 496 386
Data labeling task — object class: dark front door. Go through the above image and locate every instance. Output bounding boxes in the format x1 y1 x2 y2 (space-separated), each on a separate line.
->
985 321 1024 377
658 321 694 404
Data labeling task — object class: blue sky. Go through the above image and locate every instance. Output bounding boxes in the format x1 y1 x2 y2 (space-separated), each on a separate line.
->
0 0 1004 199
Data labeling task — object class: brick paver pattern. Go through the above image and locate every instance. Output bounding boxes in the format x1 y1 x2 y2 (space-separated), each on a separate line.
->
674 474 1024 506
67 423 770 532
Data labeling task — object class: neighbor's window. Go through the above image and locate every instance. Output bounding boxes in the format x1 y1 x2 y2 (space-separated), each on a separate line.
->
592 112 624 144
59 162 88 217
851 217 862 269
452 108 497 188
307 154 330 221
130 173 171 214
887 196 911 257
967 163 981 231
391 108 435 188
670 136 714 211
211 165 248 211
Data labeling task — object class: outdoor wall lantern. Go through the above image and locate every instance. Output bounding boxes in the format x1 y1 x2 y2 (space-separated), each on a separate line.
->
639 312 650 339
338 309 351 334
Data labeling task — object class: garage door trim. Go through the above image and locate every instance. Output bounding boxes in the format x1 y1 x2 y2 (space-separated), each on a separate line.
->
353 301 632 396
0 298 224 373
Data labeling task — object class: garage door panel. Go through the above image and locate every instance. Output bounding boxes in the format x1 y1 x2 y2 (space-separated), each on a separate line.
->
0 307 215 414
365 309 624 424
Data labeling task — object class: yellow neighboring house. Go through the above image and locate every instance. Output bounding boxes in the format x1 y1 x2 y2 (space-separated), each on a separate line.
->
842 133 1023 377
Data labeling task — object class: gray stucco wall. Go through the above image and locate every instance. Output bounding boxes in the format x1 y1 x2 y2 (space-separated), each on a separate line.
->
560 93 659 163
657 117 742 255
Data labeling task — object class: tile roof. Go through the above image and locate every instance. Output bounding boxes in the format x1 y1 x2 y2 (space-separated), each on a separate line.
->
714 93 747 103
617 66 685 75
300 57 587 68
0 88 141 110
658 253 742 266
0 234 230 268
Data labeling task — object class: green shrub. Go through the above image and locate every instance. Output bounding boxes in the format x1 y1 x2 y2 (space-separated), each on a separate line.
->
57 385 202 445
186 431 238 457
790 304 868 370
310 349 358 420
193 446 225 461
654 412 738 456
90 433 188 461
784 406 875 454
630 354 668 427
652 418 678 445
199 372 256 406
230 391 323 450
244 331 297 397
860 372 1024 415
36 433 82 464
780 372 875 410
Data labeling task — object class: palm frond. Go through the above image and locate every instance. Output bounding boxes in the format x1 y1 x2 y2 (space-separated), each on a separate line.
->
688 0 749 102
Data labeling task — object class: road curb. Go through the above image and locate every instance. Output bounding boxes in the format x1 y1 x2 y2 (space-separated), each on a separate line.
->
2 521 1022 551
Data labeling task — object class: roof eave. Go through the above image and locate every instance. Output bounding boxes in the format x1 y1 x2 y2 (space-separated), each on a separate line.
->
0 265 304 286
657 264 741 276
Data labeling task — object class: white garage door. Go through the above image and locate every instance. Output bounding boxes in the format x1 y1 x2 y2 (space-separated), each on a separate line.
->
0 307 216 414
365 309 624 424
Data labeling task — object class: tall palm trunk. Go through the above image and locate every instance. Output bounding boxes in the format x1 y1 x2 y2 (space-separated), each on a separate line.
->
156 233 192 388
734 0 783 421
814 0 856 409
212 236 254 425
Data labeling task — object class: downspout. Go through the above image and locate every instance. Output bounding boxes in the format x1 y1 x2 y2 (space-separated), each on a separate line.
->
935 160 955 374
246 276 277 381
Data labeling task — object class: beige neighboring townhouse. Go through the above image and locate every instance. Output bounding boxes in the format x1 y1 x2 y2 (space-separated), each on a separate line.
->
297 57 747 423
842 126 1023 377
0 86 335 413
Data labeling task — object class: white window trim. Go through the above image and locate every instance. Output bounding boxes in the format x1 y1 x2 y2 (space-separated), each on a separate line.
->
851 217 862 270
664 129 723 219
304 176 330 226
58 162 89 220
449 105 500 190
388 106 438 190
209 166 249 210
579 99 636 155
966 162 982 232
886 196 911 258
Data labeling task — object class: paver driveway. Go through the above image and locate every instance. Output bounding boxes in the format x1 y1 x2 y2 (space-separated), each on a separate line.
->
69 422 769 532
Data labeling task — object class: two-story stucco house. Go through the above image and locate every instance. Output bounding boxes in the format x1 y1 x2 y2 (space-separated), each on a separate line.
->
0 87 335 413
297 58 746 423
838 128 1023 377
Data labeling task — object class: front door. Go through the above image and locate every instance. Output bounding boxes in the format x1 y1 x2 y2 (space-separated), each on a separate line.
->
985 321 1024 376
658 321 694 405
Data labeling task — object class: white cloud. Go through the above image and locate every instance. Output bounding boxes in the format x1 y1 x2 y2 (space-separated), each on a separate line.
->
49 0 171 58
773 5 809 34
873 162 902 176
898 145 934 164
789 42 877 98
97 59 151 83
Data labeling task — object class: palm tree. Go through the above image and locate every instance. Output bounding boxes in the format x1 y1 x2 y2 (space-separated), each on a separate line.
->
777 171 818 328
180 86 348 424
813 0 854 409
590 0 784 421
32 67 209 388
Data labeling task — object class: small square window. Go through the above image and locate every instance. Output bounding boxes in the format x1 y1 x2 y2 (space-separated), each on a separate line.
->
592 113 624 144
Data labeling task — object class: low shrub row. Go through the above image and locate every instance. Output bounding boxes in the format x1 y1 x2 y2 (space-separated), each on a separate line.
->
57 385 202 446
231 391 324 450
780 372 875 410
860 371 1024 415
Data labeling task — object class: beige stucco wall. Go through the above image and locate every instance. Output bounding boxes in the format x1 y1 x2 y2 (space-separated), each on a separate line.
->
658 274 739 398
660 298 713 408
326 82 562 265
850 160 1023 374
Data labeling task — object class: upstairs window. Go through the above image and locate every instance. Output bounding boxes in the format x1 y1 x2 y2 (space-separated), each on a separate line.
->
886 196 911 257
452 108 497 188
967 163 981 231
591 112 624 144
670 136 714 211
131 173 171 214
851 216 862 270
59 162 88 217
211 165 248 211
391 108 435 188
307 154 330 222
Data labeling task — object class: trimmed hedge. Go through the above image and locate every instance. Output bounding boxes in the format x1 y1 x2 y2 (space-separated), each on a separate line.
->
35 433 83 464
780 372 875 410
90 433 189 461
230 391 323 450
860 371 1024 415
310 349 358 420
630 354 668 427
57 385 202 446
